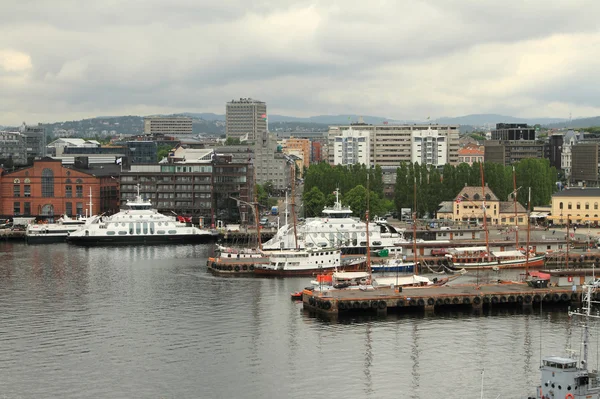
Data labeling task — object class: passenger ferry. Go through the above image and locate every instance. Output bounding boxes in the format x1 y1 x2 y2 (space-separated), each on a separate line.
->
67 191 216 245
262 191 408 254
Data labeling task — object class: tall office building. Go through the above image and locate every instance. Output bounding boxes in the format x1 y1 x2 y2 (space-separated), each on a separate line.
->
491 123 536 140
143 117 193 135
226 98 267 141
332 128 371 166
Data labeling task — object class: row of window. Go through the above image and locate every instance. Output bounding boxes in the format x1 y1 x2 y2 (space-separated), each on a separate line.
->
13 202 84 216
558 202 599 210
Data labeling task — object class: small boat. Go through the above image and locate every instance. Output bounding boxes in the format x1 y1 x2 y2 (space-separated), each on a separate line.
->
26 215 89 244
290 291 303 300
527 283 600 398
371 257 415 273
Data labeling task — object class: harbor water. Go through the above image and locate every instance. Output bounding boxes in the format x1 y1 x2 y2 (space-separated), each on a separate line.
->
0 242 594 398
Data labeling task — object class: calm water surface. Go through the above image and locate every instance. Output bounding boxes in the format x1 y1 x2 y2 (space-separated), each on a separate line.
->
0 242 594 399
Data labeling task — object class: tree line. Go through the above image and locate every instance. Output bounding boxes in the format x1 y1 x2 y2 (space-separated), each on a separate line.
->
302 159 557 219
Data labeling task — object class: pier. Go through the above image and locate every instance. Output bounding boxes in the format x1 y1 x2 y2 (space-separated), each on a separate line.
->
303 282 583 318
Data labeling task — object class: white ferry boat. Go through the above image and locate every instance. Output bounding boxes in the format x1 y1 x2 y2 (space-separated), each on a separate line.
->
67 191 216 245
262 191 408 254
26 215 89 244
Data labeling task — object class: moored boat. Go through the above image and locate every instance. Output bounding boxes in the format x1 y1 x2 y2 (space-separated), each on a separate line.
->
445 246 545 270
26 215 89 244
67 188 216 245
253 248 366 277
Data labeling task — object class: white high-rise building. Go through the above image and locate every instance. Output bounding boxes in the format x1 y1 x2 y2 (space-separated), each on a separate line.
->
411 127 448 166
226 98 267 141
332 128 371 166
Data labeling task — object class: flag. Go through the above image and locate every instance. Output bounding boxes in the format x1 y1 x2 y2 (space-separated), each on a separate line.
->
456 196 462 203
426 116 430 120
115 157 122 165
383 121 388 125
261 113 267 120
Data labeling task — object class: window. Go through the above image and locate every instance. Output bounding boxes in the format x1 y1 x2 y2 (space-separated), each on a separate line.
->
13 185 20 197
596 202 599 210
65 185 72 198
24 185 30 197
66 202 72 216
42 168 55 197
76 185 83 198
559 202 563 209
76 202 83 216
586 202 590 210
24 202 30 215
13 202 20 215
577 202 581 210
568 202 572 210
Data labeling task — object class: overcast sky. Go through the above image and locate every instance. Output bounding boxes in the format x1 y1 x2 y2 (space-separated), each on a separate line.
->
1 0 600 125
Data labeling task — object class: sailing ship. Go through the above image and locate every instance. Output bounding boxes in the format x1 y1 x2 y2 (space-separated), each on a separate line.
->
527 283 600 399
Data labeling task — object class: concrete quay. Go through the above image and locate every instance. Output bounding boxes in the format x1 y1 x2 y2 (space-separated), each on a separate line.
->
303 282 583 319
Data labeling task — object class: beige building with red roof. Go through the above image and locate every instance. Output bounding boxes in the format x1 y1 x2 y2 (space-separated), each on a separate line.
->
458 146 484 166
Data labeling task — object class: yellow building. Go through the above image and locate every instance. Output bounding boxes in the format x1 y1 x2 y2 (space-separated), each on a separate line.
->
550 187 600 224
284 138 311 169
437 185 527 225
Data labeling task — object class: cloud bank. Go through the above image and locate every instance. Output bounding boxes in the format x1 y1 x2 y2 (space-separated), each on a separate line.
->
1 0 599 124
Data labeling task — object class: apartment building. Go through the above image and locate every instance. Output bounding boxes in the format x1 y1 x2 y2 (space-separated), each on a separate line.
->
254 131 292 192
327 124 460 167
226 98 267 141
283 138 311 169
332 128 371 166
0 131 28 166
143 117 193 135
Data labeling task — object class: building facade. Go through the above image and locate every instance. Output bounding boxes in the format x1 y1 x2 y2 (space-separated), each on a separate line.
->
484 140 544 166
0 159 119 218
437 185 527 226
254 131 291 192
0 131 27 166
411 128 450 166
20 123 47 159
143 117 193 135
327 124 460 167
283 138 311 169
560 131 581 180
571 143 600 185
225 98 267 141
332 128 371 166
458 146 484 166
491 123 536 141
550 187 600 224
119 155 252 226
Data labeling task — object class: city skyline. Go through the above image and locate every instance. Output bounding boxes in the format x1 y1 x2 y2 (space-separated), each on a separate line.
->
1 0 600 125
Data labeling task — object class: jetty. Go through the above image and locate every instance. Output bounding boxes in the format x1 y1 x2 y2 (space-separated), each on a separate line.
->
302 281 583 319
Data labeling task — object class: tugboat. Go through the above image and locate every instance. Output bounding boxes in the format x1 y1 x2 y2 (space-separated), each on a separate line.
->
527 283 600 399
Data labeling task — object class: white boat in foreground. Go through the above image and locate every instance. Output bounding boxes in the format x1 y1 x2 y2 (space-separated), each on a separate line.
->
26 215 89 244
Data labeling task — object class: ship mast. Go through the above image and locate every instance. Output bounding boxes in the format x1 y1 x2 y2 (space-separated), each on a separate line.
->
566 216 570 269
513 166 519 248
88 187 93 217
253 167 262 250
480 163 490 258
366 171 372 278
290 164 298 249
413 176 418 275
525 187 531 277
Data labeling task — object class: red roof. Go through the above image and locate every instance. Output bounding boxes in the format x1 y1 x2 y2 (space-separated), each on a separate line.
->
458 147 484 156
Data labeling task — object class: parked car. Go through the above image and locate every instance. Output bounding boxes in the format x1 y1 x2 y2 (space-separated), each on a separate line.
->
431 248 448 256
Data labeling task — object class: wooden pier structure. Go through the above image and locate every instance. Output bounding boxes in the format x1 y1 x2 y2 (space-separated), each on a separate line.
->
303 282 584 318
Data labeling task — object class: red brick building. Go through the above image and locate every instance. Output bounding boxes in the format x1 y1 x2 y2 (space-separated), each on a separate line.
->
0 158 120 218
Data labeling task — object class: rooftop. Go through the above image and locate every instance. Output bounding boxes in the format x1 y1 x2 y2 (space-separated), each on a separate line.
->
553 188 600 197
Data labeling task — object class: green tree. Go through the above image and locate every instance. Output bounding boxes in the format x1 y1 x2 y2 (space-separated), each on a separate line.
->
156 144 172 162
302 187 326 217
224 137 241 145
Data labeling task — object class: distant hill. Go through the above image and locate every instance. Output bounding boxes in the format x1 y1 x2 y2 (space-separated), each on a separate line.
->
546 116 600 129
432 114 567 126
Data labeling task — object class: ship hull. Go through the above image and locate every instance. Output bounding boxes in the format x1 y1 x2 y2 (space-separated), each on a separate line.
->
253 262 365 277
450 255 545 270
67 234 217 246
